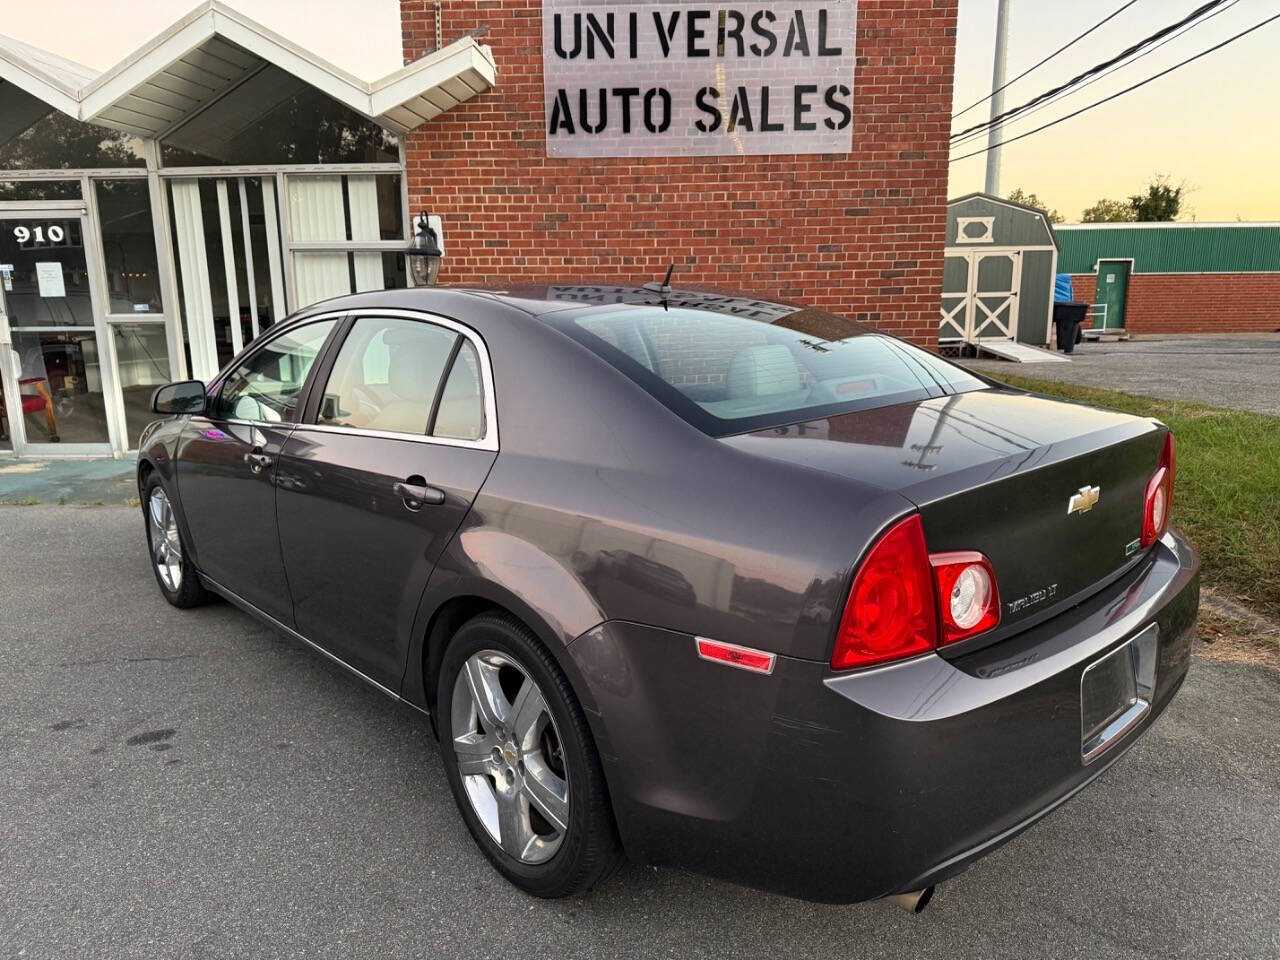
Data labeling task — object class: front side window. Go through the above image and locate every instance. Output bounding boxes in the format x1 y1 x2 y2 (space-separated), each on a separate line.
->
316 317 483 439
554 306 987 436
212 320 336 422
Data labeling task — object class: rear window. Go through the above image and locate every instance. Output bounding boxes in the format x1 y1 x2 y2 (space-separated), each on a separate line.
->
550 305 986 436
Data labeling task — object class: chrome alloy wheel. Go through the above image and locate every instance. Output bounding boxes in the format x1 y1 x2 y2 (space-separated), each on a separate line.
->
148 487 183 592
451 650 569 864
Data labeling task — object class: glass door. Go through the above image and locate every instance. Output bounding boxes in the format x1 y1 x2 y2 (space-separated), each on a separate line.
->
0 211 111 454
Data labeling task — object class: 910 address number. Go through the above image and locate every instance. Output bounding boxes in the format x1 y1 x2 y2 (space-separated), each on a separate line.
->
13 225 65 244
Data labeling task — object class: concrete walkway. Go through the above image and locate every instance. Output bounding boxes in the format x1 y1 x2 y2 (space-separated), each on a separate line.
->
0 458 136 505
963 335 1280 416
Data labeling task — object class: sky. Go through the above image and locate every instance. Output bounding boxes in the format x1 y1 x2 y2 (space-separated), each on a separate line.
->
4 0 1278 222
2 0 404 77
950 0 1280 222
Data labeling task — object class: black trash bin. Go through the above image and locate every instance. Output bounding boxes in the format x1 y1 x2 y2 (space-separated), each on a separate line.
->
1053 301 1088 354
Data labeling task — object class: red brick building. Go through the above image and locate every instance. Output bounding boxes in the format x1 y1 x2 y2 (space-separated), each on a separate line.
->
400 1 960 345
0 1 957 459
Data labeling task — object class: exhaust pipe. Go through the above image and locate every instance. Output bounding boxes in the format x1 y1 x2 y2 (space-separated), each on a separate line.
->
885 886 935 914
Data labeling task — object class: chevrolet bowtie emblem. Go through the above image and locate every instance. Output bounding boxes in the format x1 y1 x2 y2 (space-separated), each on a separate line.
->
1067 485 1101 515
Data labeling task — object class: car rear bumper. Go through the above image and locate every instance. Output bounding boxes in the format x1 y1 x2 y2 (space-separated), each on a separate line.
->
566 530 1199 904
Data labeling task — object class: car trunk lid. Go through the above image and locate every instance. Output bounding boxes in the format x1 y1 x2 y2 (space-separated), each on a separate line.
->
722 388 1166 641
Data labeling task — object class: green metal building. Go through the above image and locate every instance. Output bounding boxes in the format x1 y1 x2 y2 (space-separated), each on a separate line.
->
1056 223 1280 274
1055 222 1280 334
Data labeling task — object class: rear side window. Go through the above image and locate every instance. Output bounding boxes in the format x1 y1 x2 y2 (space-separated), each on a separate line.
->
559 307 985 435
315 316 486 441
432 340 485 441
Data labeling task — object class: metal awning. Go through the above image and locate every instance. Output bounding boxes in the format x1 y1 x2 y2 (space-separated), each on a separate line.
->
0 0 495 140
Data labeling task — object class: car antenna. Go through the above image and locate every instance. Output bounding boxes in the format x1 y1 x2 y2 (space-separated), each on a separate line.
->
643 263 675 295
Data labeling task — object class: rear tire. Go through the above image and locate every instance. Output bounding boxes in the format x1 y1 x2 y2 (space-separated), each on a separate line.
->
142 473 209 609
437 613 621 897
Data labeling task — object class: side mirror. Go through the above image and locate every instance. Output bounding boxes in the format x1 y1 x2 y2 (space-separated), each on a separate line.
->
151 380 207 415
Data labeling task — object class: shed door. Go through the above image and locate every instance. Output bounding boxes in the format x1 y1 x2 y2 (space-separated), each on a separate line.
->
939 249 1021 343
970 250 1021 340
940 253 971 342
1096 260 1129 330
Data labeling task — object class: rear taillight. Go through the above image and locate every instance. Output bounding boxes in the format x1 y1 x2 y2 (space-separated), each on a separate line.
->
930 552 1001 646
831 515 937 670
831 516 1002 670
1141 432 1176 548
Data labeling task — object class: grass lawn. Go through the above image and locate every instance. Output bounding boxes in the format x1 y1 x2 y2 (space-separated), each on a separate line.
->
996 376 1280 623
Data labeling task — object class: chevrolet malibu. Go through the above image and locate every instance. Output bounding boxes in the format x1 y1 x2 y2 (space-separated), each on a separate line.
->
137 285 1198 908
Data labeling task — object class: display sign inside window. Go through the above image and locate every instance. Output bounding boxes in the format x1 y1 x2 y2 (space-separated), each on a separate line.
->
542 1 856 157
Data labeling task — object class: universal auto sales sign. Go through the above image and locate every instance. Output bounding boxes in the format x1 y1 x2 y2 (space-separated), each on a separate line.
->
542 1 857 157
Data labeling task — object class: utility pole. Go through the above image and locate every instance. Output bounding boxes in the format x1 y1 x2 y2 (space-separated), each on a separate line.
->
985 0 1011 196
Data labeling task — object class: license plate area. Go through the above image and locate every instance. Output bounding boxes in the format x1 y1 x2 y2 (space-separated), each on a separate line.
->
1081 624 1158 764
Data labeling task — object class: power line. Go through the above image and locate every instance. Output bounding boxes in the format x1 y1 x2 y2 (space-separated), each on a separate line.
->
952 0 1142 121
949 0 1244 150
949 9 1280 162
951 0 1229 142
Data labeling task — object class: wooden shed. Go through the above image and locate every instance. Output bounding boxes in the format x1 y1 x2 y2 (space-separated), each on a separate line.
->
941 193 1060 349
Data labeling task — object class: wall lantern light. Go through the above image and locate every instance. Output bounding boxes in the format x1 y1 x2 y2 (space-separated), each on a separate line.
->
407 212 443 286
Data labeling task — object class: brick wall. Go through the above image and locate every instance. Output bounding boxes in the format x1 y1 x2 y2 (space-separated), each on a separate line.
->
401 0 958 346
1070 274 1280 334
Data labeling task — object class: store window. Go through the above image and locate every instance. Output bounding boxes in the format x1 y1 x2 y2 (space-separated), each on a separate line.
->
160 72 400 167
169 176 285 372
288 174 406 307
0 88 144 170
0 180 82 202
96 180 162 314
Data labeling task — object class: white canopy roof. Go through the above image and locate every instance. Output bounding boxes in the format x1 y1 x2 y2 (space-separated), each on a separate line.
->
0 0 496 139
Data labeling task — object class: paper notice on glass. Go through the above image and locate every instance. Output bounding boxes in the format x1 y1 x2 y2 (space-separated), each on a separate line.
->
36 262 66 298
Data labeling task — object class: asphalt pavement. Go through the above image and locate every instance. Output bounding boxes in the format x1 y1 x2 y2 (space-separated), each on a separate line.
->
963 335 1280 415
2 506 1278 960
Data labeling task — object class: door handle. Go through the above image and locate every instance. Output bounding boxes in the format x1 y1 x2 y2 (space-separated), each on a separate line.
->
394 477 445 507
244 451 274 473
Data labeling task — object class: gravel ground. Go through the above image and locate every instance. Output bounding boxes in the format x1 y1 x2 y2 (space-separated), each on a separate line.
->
2 505 1278 960
962 335 1280 415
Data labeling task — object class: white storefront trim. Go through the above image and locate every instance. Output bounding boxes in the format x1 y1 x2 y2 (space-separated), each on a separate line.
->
0 4 496 459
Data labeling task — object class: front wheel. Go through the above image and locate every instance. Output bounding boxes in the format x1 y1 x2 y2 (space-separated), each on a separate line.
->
437 614 621 897
142 473 209 609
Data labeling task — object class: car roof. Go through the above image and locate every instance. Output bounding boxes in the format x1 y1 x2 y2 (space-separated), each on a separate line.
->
290 282 870 332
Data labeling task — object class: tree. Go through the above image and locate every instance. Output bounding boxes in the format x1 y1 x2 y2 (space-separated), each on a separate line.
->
1129 175 1183 222
1006 188 1063 224
1079 176 1186 223
1081 198 1137 223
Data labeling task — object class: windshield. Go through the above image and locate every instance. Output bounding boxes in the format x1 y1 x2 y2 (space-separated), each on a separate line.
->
549 305 987 436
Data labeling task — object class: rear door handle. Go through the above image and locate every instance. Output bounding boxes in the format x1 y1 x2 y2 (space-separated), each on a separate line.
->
244 452 274 473
394 478 445 507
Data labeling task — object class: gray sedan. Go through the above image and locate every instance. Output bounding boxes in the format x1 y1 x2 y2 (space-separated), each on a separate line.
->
136 284 1198 908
